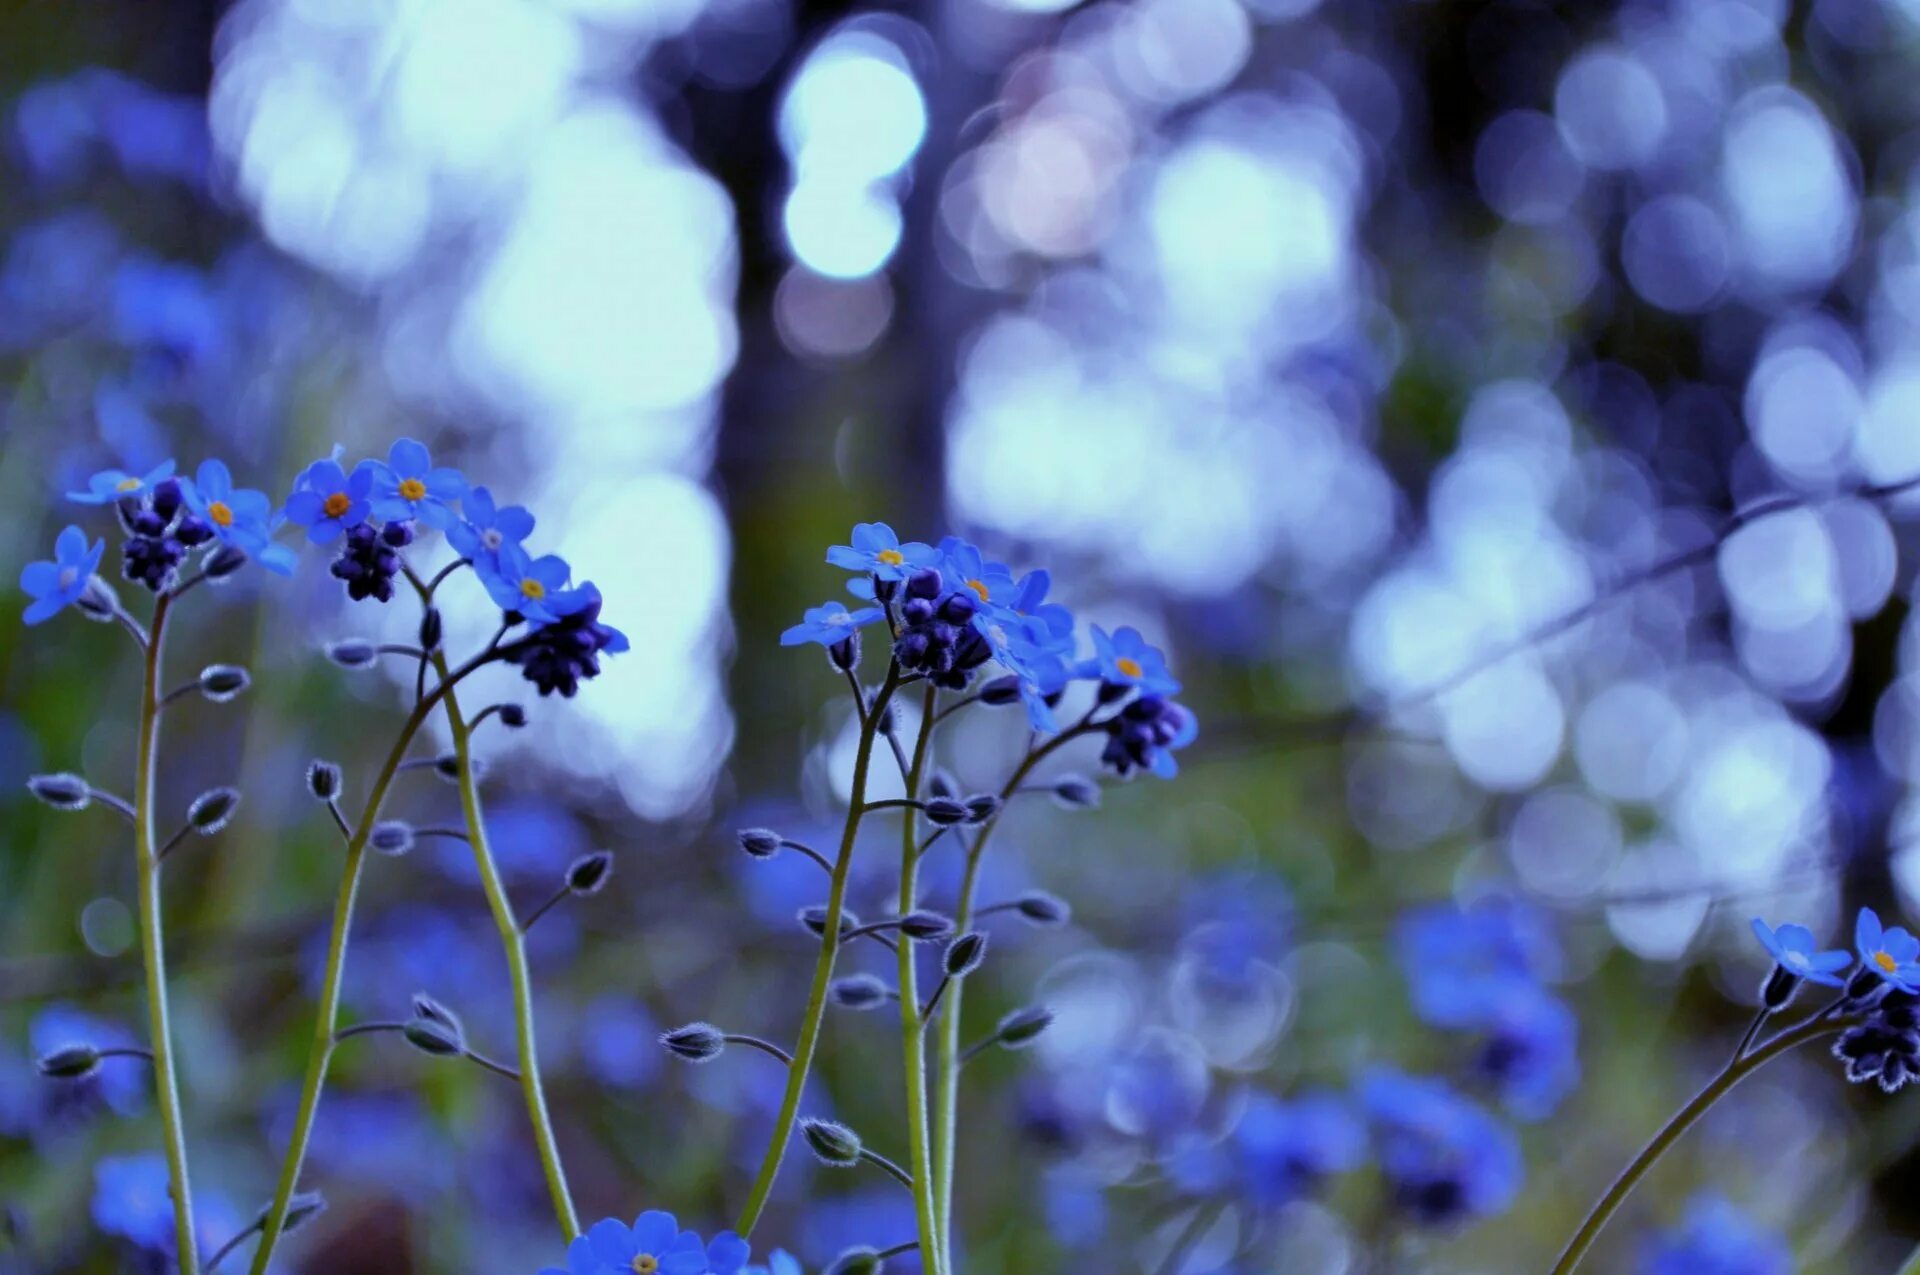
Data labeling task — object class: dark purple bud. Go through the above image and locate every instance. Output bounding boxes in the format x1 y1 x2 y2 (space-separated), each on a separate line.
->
937 591 977 625
800 1117 862 1166
928 768 960 799
419 608 443 653
1050 775 1100 809
36 1043 102 1078
978 675 1021 706
27 773 91 811
497 703 528 728
943 931 988 978
739 828 782 858
188 787 241 833
198 665 251 702
151 479 184 522
898 910 955 942
565 851 613 896
963 793 1000 824
306 760 342 801
995 1004 1054 1049
325 639 377 669
661 1022 726 1062
923 797 968 826
829 633 860 673
1015 890 1071 926
831 975 892 1010
827 1248 884 1275
901 597 935 625
800 904 859 937
369 820 414 856
380 520 416 547
905 568 943 600
204 544 250 579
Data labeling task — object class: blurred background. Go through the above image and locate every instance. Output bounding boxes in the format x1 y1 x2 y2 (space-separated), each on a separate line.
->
6 0 1920 1270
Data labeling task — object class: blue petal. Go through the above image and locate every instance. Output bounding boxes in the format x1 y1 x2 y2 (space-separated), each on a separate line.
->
282 490 325 524
707 1232 750 1274
22 593 65 625
389 437 431 476
20 560 59 596
588 1217 639 1263
1859 907 1884 955
630 1211 678 1251
196 459 232 500
368 495 415 522
528 555 572 591
54 525 90 564
496 504 535 541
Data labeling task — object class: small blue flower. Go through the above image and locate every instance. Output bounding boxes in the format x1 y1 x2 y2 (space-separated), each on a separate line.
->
704 1231 752 1275
1474 990 1579 1121
539 1210 707 1275
20 525 104 625
937 535 1017 610
446 485 535 570
182 459 286 566
782 600 884 648
92 1153 175 1250
477 542 573 626
1085 625 1181 696
1640 1193 1791 1275
1360 1068 1522 1228
506 583 630 697
1233 1090 1365 1206
1394 902 1557 1030
826 522 936 581
1856 907 1920 991
366 437 467 530
67 457 175 504
1750 918 1851 988
1004 568 1074 641
282 456 373 545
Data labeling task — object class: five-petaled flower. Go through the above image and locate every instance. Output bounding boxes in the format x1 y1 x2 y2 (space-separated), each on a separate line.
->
447 484 534 572
67 458 176 505
366 437 467 530
477 542 574 627
1085 625 1181 696
282 456 373 544
1751 918 1852 988
1856 908 1920 991
20 525 104 625
539 1210 708 1275
938 534 1017 611
826 521 936 581
781 600 884 648
182 459 294 574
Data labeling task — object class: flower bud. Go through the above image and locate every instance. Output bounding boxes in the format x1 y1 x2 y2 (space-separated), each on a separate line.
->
306 760 342 801
928 768 960 800
282 1190 328 1234
497 703 528 728
827 1248 884 1275
418 607 443 653
402 996 464 1056
36 1043 101 1079
76 577 119 622
188 787 241 834
1014 891 1071 927
198 664 251 702
411 992 460 1031
660 1022 726 1063
905 568 942 601
1050 774 1100 809
566 851 613 896
369 820 414 856
923 797 968 826
897 910 955 942
26 773 91 811
800 1118 862 1166
962 794 1000 824
1761 965 1800 1011
875 701 896 736
325 639 377 669
943 931 988 978
432 754 462 784
995 1004 1054 1049
204 544 249 579
831 975 892 1011
829 633 860 673
800 905 859 937
978 675 1021 706
739 828 783 858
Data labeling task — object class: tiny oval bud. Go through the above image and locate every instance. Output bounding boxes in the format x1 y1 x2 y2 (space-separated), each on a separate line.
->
36 1043 101 1079
739 827 783 859
431 753 463 784
402 1016 464 1057
204 544 249 579
827 1247 884 1275
369 820 415 856
1050 774 1101 810
410 993 460 1032
923 797 968 827
995 1004 1054 1049
800 1117 862 1166
198 664 251 703
306 760 342 802
1014 890 1071 927
565 851 613 896
943 931 988 978
800 905 858 937
978 675 1021 706
928 768 960 800
325 639 377 669
828 632 861 673
660 1022 726 1063
418 607 443 653
497 703 528 728
962 794 1001 824
282 1190 328 1234
188 787 241 834
1761 965 1800 1012
897 910 956 942
830 974 892 1011
26 773 91 812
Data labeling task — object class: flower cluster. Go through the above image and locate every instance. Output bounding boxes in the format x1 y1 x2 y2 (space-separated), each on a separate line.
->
540 1210 782 1275
1753 908 1920 1093
786 522 1197 777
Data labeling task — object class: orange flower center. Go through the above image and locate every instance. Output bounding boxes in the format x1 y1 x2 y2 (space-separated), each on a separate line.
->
1877 951 1899 974
877 548 904 566
399 477 427 501
1116 656 1143 679
520 578 546 601
323 492 351 518
208 500 234 527
966 578 990 602
631 1257 659 1274
116 477 142 492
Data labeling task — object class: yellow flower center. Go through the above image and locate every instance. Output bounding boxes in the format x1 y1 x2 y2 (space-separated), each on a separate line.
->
520 578 546 601
116 477 142 492
1877 950 1899 974
877 548 904 566
399 477 427 501
1116 656 1143 679
323 492 352 518
208 500 234 527
631 1257 659 1274
967 578 990 602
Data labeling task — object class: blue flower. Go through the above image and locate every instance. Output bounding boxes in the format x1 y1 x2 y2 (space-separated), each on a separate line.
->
505 583 629 697
937 535 1017 610
477 542 574 626
67 457 175 504
1640 1193 1791 1275
1856 907 1920 991
1360 1068 1522 1228
1394 901 1558 1030
744 1250 803 1275
1085 625 1181 696
1005 568 1074 643
1473 990 1579 1121
446 484 535 570
20 525 104 625
540 1211 708 1275
182 458 286 564
704 1231 753 1275
282 456 373 544
1750 918 1851 988
366 437 466 529
782 600 884 648
826 522 936 581
92 1153 177 1250
1233 1090 1365 1207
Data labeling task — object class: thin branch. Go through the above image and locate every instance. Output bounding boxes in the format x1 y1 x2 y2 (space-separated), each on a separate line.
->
88 787 137 824
860 1147 916 1192
324 799 352 844
413 825 470 843
520 884 570 934
724 1034 796 1065
921 973 954 1023
155 824 193 862
779 838 834 875
425 557 472 598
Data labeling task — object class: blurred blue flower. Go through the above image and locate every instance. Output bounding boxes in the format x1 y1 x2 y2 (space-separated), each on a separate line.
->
826 522 936 581
577 994 663 1091
0 212 119 344
1394 901 1557 1029
1360 1068 1522 1228
1181 871 1294 992
67 457 175 504
477 542 573 626
282 456 372 544
1749 918 1851 988
1233 1090 1365 1207
800 1189 920 1273
31 1003 147 1118
705 1231 753 1274
92 1153 176 1250
1043 1170 1108 1247
447 484 535 571
543 1211 708 1275
1473 990 1579 1121
1085 625 1181 696
20 526 104 625
781 600 884 647
367 437 466 529
1855 908 1920 991
745 1252 804 1275
111 257 222 370
1639 1193 1791 1275
1105 1030 1210 1146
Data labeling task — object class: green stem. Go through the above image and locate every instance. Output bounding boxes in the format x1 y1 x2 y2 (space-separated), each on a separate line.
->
1897 1241 1920 1275
1548 1016 1844 1274
435 654 580 1240
895 684 945 1275
735 664 900 1237
135 592 198 1270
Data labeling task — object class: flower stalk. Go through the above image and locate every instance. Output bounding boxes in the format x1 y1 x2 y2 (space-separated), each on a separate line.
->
894 683 946 1275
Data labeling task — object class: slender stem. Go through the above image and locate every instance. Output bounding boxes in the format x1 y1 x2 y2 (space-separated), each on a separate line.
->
861 798 923 813
894 684 945 1275
780 838 834 875
1548 1016 1846 1274
520 883 570 934
877 1241 920 1260
1730 1006 1768 1061
959 1034 998 1067
735 665 901 1238
133 591 198 1270
203 1217 262 1274
433 644 580 1240
424 557 471 597
324 799 351 843
333 1022 524 1083
98 1046 156 1064
931 713 1099 1260
414 824 469 842
88 787 137 823
921 973 953 1023
250 647 500 1274
724 1034 797 1065
159 679 201 707
156 823 193 862
860 1147 917 1192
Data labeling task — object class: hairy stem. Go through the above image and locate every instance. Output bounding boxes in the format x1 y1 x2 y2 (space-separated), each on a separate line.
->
135 592 197 1270
894 684 945 1275
735 664 901 1237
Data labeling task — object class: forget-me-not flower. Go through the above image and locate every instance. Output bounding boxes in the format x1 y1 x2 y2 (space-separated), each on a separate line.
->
477 542 574 627
446 484 534 571
540 1210 707 1275
1856 907 1920 991
1085 625 1181 696
67 457 175 504
781 601 884 648
826 522 936 581
282 456 373 544
1750 918 1852 988
366 437 466 529
20 525 104 625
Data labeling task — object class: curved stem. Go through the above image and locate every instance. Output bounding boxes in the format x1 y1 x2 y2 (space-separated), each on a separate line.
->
894 684 945 1275
860 1146 916 1192
1548 1016 1845 1274
134 592 197 1270
433 646 580 1240
735 665 901 1237
724 1034 796 1065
